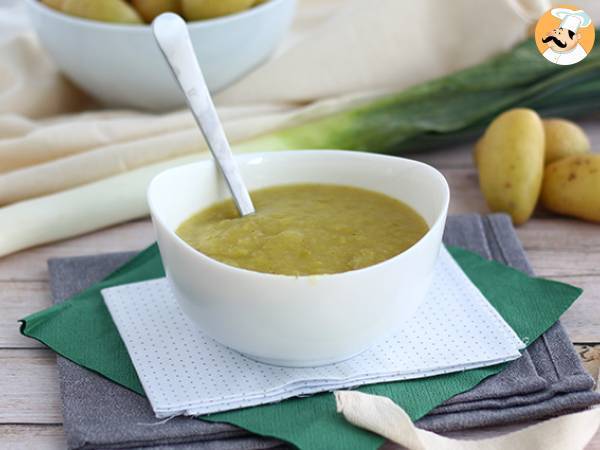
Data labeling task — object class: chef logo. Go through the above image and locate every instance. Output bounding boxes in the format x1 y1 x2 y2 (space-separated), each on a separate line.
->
535 5 594 65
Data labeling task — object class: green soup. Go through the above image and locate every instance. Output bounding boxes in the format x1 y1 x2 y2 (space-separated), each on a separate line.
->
176 184 429 276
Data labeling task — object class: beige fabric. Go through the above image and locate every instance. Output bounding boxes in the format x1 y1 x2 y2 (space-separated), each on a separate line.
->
0 34 92 118
0 0 584 256
335 390 600 450
0 95 374 204
0 110 191 173
216 0 536 104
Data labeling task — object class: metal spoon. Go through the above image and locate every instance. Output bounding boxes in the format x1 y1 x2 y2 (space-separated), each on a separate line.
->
152 13 255 217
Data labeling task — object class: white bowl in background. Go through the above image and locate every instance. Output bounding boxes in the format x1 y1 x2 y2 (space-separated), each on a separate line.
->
25 0 296 111
148 150 450 367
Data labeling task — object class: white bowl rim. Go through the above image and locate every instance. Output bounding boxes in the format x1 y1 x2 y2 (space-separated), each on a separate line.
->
148 150 450 281
25 0 290 32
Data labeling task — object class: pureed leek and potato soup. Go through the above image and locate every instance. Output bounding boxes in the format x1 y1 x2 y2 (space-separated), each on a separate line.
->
176 184 429 276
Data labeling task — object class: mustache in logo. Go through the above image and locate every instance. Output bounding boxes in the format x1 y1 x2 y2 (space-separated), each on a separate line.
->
542 35 567 48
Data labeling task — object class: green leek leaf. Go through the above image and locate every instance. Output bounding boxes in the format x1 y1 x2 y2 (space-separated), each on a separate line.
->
242 34 600 154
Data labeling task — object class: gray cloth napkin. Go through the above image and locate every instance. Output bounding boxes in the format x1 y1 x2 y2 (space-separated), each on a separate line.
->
48 214 600 450
50 253 283 450
418 214 600 430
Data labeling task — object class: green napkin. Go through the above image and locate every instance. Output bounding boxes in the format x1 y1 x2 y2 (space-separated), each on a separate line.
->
20 244 581 450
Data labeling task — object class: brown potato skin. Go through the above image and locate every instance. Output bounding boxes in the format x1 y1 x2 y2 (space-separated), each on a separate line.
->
541 154 600 223
475 108 545 225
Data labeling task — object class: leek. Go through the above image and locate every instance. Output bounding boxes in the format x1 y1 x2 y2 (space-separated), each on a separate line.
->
242 34 600 153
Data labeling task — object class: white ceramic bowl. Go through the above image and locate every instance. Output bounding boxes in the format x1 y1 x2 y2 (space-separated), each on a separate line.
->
148 151 449 366
25 0 296 111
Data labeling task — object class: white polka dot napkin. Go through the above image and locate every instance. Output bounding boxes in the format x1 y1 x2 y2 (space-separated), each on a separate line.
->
101 247 524 418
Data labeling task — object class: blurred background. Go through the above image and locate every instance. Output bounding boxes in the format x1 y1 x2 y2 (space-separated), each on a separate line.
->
1 1 600 448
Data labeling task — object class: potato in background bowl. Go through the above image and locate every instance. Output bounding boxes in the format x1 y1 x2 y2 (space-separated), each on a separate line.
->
25 0 296 110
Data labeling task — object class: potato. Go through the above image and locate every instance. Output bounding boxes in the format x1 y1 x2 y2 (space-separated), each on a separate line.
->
132 0 181 22
543 118 590 165
61 0 143 24
474 108 545 225
541 154 600 222
182 0 255 20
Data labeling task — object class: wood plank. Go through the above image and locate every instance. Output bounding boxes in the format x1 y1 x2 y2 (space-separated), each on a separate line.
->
443 425 600 449
440 168 490 215
575 344 600 381
410 143 475 169
413 145 489 216
0 350 62 424
0 425 66 450
526 250 600 277
517 218 600 255
0 281 49 348
580 118 600 143
0 422 597 450
587 433 600 450
561 278 600 343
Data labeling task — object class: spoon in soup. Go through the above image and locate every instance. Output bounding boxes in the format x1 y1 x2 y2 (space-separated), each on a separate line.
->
152 13 255 217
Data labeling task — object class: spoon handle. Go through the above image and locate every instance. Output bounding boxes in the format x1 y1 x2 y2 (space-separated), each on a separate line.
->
152 13 255 216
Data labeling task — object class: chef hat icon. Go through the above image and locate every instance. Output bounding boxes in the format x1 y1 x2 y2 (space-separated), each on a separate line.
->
551 8 592 33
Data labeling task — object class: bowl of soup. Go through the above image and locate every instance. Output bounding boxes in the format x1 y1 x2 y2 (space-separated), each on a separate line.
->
147 150 449 366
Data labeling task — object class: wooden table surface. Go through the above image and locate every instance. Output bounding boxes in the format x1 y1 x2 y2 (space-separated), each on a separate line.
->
1 121 599 449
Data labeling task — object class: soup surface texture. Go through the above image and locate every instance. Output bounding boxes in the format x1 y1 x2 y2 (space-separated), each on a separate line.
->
176 184 428 276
